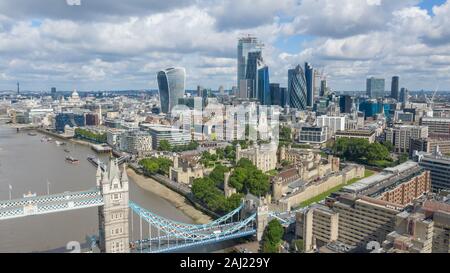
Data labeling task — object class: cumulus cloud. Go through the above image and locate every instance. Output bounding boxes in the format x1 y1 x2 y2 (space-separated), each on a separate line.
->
0 0 449 91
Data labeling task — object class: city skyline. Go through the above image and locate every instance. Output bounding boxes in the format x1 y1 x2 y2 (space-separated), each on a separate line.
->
1 0 450 92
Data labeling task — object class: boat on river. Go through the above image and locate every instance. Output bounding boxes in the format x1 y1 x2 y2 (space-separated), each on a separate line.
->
65 156 80 164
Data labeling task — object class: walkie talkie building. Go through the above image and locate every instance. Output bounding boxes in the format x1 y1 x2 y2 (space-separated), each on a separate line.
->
157 67 186 114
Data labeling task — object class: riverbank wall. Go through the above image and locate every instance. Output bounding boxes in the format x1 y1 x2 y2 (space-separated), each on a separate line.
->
128 164 220 219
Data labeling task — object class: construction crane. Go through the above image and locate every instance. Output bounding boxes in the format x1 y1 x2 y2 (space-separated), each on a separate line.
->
426 85 439 117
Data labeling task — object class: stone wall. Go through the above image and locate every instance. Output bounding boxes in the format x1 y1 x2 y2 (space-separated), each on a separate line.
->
278 165 365 210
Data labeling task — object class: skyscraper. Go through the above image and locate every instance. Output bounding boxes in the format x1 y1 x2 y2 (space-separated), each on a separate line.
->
391 76 399 100
257 66 270 105
288 65 308 110
157 67 186 114
320 79 327 97
246 51 263 99
51 87 57 100
237 35 263 90
400 88 409 104
366 77 385 99
270 83 280 106
304 62 314 107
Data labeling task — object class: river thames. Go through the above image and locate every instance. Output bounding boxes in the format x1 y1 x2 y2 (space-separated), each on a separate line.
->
0 125 198 252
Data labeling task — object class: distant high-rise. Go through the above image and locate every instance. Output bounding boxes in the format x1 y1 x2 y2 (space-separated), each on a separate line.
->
288 65 308 110
304 62 314 107
339 95 353 114
400 88 409 104
257 66 270 105
51 87 57 100
237 35 263 90
366 77 385 99
17 82 20 95
157 67 186 114
391 76 399 100
245 51 263 99
270 83 281 106
320 79 327 97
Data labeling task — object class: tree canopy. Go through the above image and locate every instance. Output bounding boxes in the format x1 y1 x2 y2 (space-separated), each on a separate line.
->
229 159 270 196
139 157 173 176
262 219 284 253
332 138 392 167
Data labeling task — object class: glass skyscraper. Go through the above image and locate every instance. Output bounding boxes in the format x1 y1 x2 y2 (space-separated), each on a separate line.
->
258 66 270 105
288 65 308 110
246 51 263 99
237 35 263 91
391 76 399 100
157 67 186 114
304 62 314 107
366 77 385 99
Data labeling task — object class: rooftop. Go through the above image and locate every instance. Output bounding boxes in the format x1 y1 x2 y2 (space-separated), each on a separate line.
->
342 161 420 194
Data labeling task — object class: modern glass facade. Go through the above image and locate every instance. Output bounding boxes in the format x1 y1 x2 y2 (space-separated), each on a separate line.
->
366 77 385 99
305 62 314 107
270 83 280 106
157 67 186 114
391 76 399 100
359 100 380 118
258 66 270 105
237 35 263 88
288 65 308 110
246 51 263 99
400 88 409 104
55 112 85 132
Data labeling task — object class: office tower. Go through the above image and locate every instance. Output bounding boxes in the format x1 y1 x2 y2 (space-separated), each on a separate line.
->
237 35 263 88
391 76 399 100
239 79 251 99
418 150 450 192
51 87 57 100
385 125 429 153
400 88 409 104
366 77 385 99
339 95 353 113
270 83 281 106
17 82 20 95
257 66 270 105
320 79 327 97
288 65 308 110
157 67 186 114
219 86 224 96
246 51 263 99
314 70 321 99
305 62 314 106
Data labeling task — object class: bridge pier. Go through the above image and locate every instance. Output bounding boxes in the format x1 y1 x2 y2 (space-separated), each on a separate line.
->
97 160 130 253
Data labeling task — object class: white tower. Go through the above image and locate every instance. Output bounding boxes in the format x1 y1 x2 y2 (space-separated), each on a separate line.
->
98 159 130 253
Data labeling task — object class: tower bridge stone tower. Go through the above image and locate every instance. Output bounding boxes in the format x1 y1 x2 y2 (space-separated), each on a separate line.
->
97 159 130 253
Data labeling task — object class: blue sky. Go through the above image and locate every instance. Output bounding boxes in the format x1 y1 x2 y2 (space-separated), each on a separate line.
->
1 0 450 91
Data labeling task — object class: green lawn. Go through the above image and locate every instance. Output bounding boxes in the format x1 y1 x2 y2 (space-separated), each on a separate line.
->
297 170 375 208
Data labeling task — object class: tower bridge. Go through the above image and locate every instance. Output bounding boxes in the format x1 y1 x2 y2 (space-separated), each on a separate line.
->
0 158 286 253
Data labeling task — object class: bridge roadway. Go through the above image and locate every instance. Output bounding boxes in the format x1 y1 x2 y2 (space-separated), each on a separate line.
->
0 189 103 220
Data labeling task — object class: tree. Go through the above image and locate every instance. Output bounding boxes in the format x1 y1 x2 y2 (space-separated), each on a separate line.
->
209 164 229 185
262 219 284 253
366 142 390 161
280 126 292 142
229 167 247 192
158 140 172 151
247 170 270 196
139 157 172 176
